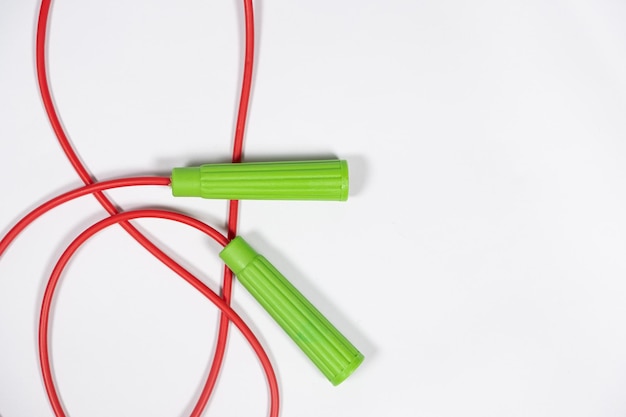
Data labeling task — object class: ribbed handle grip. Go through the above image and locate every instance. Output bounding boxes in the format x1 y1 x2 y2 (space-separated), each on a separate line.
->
171 160 349 201
220 237 363 385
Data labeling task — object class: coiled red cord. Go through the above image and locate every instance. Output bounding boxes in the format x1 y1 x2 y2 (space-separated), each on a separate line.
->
1 0 278 415
39 209 277 417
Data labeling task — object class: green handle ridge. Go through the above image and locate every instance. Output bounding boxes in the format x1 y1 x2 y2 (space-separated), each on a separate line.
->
220 237 363 385
171 160 349 201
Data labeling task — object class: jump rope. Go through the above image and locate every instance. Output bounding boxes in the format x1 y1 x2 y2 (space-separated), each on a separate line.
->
0 0 363 416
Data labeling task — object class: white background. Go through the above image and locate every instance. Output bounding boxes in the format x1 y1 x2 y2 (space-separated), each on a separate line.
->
2 0 626 416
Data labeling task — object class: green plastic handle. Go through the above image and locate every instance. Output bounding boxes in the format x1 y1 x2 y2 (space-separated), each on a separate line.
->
171 160 348 201
220 237 363 385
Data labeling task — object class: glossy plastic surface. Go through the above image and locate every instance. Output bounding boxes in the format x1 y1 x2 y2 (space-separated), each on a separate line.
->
220 237 363 385
172 160 349 201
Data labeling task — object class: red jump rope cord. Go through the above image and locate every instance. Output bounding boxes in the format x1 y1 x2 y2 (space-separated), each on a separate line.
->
39 209 277 417
0 177 279 416
25 0 278 416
